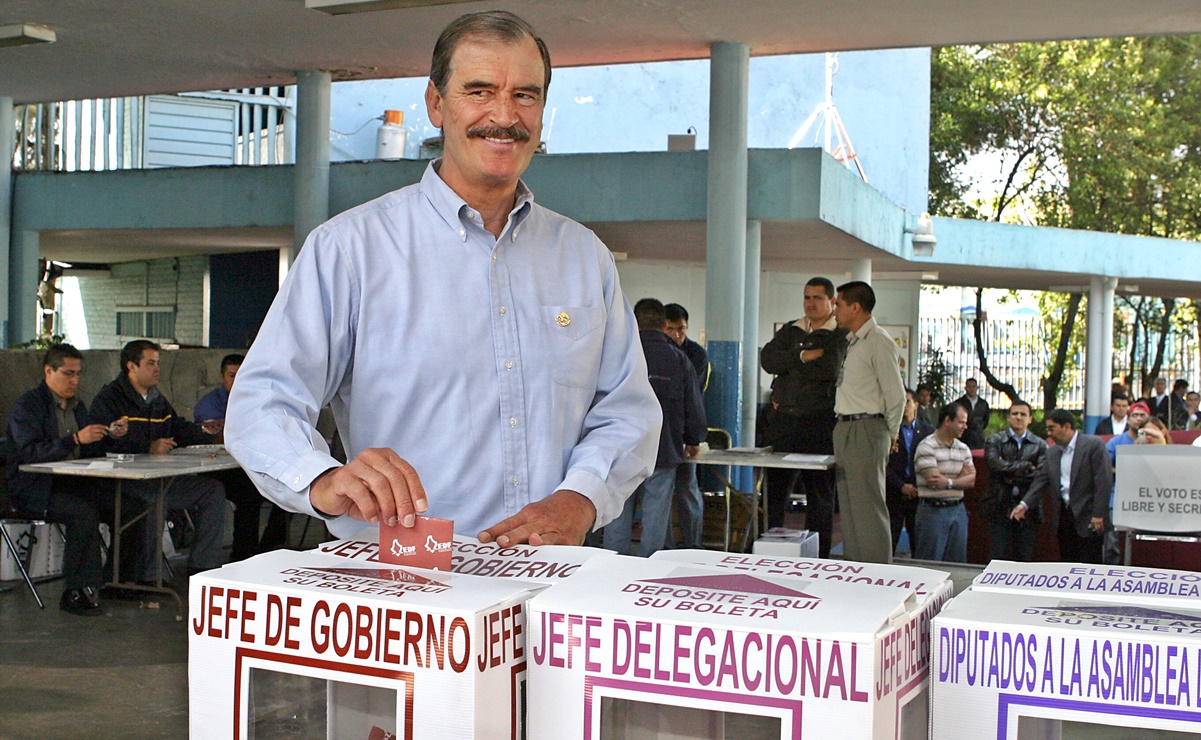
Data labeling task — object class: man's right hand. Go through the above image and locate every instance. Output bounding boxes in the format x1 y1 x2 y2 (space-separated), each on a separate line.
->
309 448 427 527
76 424 109 444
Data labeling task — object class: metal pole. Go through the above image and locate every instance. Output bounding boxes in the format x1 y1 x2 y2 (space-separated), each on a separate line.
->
0 96 12 346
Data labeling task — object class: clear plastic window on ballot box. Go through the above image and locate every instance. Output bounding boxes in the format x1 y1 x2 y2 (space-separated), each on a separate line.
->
248 669 398 740
1017 717 1201 739
599 697 780 740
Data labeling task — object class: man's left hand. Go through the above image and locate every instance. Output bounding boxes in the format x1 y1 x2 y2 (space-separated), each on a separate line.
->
1090 516 1105 534
684 445 700 459
478 490 596 546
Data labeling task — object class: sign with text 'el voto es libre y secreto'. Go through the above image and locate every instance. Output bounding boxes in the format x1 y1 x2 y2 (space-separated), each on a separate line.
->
1114 444 1201 533
932 559 1201 739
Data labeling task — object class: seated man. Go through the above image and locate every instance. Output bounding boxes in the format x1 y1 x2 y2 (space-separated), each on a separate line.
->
90 340 226 583
6 344 129 615
912 403 976 563
194 353 288 561
604 299 706 557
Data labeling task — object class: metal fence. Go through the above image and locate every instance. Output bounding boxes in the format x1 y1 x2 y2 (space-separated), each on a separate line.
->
918 316 1200 410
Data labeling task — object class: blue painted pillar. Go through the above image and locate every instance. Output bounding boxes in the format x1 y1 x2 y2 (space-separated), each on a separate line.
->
9 229 38 346
705 41 749 450
1084 276 1117 432
0 96 11 347
293 70 331 266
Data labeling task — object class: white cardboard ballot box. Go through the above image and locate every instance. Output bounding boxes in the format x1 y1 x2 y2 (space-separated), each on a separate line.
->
752 528 820 558
527 555 927 740
189 549 545 739
971 559 1201 609
933 560 1201 738
653 548 954 737
931 587 1201 739
1 520 64 582
314 530 614 584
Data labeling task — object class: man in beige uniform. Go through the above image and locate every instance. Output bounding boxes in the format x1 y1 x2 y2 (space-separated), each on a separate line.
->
832 281 906 563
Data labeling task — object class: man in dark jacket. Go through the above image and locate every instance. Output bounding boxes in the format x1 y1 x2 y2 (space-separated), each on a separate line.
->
89 340 226 583
759 276 848 557
7 344 129 615
983 401 1047 562
886 389 934 556
953 378 991 449
664 303 710 548
1028 409 1111 564
604 299 706 557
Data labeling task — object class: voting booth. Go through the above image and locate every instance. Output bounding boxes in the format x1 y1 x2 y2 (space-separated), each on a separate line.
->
527 555 928 740
1113 446 1201 554
932 559 1201 739
189 550 544 739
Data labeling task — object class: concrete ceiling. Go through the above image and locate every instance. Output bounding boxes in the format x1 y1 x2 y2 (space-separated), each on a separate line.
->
3 0 1201 105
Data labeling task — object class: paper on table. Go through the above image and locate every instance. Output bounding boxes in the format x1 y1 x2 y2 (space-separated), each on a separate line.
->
78 460 116 469
782 453 817 462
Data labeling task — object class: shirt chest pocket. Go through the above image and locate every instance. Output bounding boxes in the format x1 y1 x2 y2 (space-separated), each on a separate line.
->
540 305 605 388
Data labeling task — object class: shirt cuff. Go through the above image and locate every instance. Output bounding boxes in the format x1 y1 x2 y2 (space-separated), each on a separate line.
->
559 469 613 530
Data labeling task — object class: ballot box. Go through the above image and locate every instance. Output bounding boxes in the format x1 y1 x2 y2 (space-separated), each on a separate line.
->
0 520 64 582
314 530 614 584
931 560 1201 739
752 528 820 558
653 548 954 737
189 549 544 739
527 554 926 740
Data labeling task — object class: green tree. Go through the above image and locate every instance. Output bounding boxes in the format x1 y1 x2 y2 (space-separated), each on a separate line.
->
930 36 1201 408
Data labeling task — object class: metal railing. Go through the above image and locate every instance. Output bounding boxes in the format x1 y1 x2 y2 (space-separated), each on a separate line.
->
918 316 1199 409
12 87 294 172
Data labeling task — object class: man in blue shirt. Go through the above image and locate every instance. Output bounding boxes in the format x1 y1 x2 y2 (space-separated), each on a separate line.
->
194 353 288 561
226 11 660 546
885 388 933 556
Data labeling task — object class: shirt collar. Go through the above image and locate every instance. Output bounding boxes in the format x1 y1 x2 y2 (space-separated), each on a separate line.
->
420 159 534 238
1065 431 1078 452
1007 427 1027 442
850 315 877 343
803 314 838 332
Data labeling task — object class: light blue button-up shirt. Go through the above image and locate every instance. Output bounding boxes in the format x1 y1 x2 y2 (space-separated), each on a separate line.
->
226 161 661 537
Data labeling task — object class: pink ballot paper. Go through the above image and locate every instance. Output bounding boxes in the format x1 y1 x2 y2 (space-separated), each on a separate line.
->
377 515 454 570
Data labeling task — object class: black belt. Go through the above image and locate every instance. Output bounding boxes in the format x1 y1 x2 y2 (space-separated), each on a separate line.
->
921 498 963 508
838 413 884 422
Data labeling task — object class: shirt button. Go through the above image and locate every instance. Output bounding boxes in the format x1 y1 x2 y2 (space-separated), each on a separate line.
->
292 477 300 486
492 253 498 261
458 229 466 239
505 361 513 370
512 477 519 486
510 418 517 427
499 306 506 315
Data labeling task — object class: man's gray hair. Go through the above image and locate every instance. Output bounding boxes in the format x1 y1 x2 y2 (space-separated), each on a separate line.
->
430 10 552 96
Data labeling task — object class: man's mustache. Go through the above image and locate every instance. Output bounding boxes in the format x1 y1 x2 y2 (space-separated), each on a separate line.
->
467 124 531 142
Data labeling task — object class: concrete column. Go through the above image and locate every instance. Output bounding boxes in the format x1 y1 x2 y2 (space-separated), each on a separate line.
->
1084 276 1117 432
0 96 12 346
705 41 749 447
9 230 38 345
292 70 331 268
742 221 762 447
852 258 872 284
